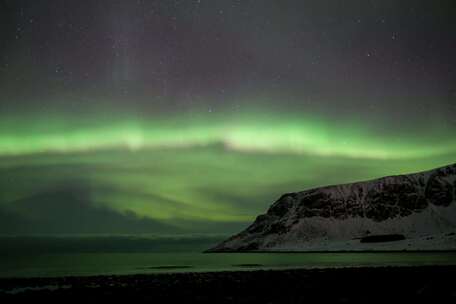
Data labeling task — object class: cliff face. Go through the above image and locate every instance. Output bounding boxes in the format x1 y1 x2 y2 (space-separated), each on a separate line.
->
208 163 456 251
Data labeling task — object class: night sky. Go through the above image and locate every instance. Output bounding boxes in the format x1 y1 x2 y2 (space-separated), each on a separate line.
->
0 0 455 235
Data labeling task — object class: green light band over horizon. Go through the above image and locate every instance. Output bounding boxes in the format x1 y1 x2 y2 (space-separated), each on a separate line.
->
1 110 455 160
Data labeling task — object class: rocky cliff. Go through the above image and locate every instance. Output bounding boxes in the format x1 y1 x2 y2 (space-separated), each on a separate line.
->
208 163 456 251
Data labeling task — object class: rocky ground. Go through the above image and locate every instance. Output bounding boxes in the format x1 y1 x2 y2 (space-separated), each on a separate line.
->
1 266 456 303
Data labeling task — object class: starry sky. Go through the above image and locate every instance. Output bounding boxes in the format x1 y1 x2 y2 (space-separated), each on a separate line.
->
0 0 455 235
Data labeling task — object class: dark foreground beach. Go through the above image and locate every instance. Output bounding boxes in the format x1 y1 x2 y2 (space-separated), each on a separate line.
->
1 266 455 303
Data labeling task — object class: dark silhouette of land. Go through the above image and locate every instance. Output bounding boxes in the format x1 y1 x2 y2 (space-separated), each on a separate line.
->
1 266 455 303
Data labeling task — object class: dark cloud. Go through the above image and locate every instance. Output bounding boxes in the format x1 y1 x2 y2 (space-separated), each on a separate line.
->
0 184 179 234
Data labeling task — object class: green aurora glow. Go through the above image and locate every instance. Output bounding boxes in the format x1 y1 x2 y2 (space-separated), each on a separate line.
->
1 110 455 159
0 109 455 234
1 0 456 235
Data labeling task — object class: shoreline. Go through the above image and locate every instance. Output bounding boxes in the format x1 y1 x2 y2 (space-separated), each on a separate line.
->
1 265 456 302
204 249 456 253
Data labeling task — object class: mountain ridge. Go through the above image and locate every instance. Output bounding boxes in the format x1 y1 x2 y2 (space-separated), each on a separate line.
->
208 163 456 252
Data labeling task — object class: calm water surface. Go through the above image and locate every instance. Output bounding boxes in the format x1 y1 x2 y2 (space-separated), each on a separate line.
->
1 236 455 278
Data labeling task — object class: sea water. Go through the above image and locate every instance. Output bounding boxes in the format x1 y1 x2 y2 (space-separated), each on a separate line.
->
1 235 455 278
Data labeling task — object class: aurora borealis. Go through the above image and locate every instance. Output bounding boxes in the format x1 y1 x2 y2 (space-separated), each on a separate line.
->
1 110 456 159
0 0 455 234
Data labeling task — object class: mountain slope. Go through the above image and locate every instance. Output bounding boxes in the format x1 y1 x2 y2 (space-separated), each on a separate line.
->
208 163 456 251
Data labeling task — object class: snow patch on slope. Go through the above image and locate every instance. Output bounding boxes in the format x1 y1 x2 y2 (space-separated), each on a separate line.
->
208 163 456 252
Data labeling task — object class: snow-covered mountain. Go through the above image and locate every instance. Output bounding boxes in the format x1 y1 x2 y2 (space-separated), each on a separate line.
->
208 163 456 251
